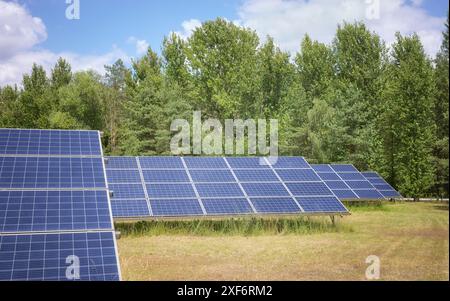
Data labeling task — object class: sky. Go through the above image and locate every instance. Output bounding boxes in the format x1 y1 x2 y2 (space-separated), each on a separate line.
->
0 0 448 87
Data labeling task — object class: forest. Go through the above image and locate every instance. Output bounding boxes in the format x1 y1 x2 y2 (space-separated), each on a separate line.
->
0 17 448 198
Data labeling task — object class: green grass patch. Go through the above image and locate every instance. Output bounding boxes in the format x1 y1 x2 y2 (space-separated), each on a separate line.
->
345 200 391 212
115 216 353 237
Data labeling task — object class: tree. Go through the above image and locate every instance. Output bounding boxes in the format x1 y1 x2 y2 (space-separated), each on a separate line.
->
433 12 449 197
51 58 72 90
162 33 191 88
186 18 260 118
380 33 436 197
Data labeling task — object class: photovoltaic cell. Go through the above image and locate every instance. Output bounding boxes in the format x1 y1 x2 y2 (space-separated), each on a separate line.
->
202 198 253 215
353 189 384 199
345 181 374 190
330 164 358 173
295 197 347 213
361 171 402 198
286 182 333 196
183 157 227 169
317 172 341 181
275 169 321 182
147 183 196 198
250 198 301 213
110 200 150 218
337 173 366 181
324 181 350 189
0 232 119 281
109 183 146 199
241 183 289 197
269 157 309 168
139 157 183 169
0 157 106 189
0 190 112 233
142 170 189 183
150 199 203 216
0 129 102 156
226 157 267 169
106 169 141 184
233 169 279 182
195 183 244 198
330 190 358 199
105 157 137 169
311 164 333 173
189 170 235 183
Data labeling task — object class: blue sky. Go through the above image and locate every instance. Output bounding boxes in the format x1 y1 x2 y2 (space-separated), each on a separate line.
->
0 0 448 86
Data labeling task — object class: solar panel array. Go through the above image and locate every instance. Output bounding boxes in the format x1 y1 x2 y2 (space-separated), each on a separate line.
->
0 129 120 281
361 172 402 198
106 156 348 218
312 164 384 200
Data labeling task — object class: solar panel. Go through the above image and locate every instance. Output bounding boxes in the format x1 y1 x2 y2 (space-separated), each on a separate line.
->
250 198 301 213
286 182 333 196
139 157 183 169
345 180 375 190
337 172 366 180
275 169 321 182
330 164 358 173
241 183 290 197
233 169 279 182
150 199 204 216
0 232 119 281
332 189 359 199
106 156 351 218
189 170 235 183
147 183 196 198
311 164 333 173
316 172 341 181
0 157 106 189
353 189 384 199
0 128 120 281
324 180 349 189
111 199 150 218
0 190 112 232
106 169 141 183
109 183 146 199
0 129 102 156
361 171 402 198
296 197 347 213
183 157 227 169
202 198 253 215
195 183 244 198
105 157 138 169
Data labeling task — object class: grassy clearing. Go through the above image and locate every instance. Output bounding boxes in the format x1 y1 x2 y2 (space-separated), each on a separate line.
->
116 202 449 281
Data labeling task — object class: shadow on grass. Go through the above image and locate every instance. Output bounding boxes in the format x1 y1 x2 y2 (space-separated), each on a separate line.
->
115 216 354 237
433 204 449 211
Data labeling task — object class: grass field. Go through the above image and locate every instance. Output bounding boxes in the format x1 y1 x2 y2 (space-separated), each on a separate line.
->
116 202 449 281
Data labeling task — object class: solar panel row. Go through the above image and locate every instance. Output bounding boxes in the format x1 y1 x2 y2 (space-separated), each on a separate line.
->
0 128 121 281
106 157 348 218
361 172 402 198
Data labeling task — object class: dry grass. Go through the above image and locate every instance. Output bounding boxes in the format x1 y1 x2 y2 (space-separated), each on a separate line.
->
117 202 449 281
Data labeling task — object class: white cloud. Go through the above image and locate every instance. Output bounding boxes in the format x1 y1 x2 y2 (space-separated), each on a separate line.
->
0 0 129 87
174 19 202 40
237 0 446 57
127 36 149 55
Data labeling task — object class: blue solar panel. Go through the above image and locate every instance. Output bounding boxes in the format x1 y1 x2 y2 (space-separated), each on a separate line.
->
111 200 150 217
380 190 402 198
286 182 333 196
317 172 341 181
241 183 289 197
189 170 235 183
233 169 279 182
332 190 359 199
250 198 301 213
195 183 244 197
139 157 183 169
373 183 394 191
275 169 321 182
226 157 267 169
147 183 196 198
345 181 374 189
0 157 106 189
0 129 102 156
269 157 309 168
150 199 204 216
295 197 347 213
324 181 349 189
0 232 119 281
337 173 366 180
202 198 253 215
311 164 333 172
183 157 227 169
106 169 141 183
361 172 379 178
330 164 358 172
142 170 189 183
105 157 137 169
109 183 146 199
0 190 112 232
354 190 384 199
